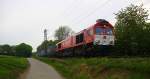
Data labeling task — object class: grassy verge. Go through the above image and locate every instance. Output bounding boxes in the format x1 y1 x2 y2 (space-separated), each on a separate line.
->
0 55 29 79
35 57 150 79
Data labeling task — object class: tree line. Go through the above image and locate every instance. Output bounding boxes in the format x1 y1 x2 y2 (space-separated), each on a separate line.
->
37 4 150 57
113 4 150 57
0 43 32 57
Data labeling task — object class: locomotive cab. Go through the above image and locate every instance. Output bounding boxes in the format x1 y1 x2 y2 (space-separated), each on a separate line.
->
93 19 115 46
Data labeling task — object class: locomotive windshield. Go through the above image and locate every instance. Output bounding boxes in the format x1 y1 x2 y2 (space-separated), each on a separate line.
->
95 28 113 35
106 29 113 35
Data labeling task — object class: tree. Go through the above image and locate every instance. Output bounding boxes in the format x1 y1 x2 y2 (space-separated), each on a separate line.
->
0 44 12 55
114 4 150 56
54 26 74 41
0 45 2 54
15 43 32 57
48 40 59 46
37 40 59 57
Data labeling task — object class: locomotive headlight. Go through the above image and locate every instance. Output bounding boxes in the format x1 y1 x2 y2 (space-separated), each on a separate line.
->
94 40 100 45
110 41 114 45
96 40 100 44
98 40 100 44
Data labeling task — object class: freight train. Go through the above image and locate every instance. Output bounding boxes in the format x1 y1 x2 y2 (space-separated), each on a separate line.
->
56 19 115 56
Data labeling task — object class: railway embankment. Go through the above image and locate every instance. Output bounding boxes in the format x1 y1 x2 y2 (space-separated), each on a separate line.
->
35 57 150 79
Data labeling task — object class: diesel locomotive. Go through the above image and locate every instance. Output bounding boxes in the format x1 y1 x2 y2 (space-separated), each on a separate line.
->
56 19 115 56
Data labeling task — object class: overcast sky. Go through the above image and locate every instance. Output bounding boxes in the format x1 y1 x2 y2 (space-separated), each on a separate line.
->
0 0 150 51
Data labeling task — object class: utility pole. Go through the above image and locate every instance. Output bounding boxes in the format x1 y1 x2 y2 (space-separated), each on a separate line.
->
44 29 48 56
44 29 47 41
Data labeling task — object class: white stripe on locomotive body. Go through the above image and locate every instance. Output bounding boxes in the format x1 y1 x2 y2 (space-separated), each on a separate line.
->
94 35 114 45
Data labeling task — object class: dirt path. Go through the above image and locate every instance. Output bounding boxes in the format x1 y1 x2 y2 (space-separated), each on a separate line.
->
20 58 63 79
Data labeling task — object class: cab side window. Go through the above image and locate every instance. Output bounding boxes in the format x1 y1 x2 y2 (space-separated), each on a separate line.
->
76 33 84 44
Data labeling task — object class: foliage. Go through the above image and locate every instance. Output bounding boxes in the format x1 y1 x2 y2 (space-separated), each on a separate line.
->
0 45 13 55
37 40 59 57
114 4 150 56
15 43 32 57
0 43 32 57
37 40 58 51
37 40 49 53
54 26 74 41
0 55 29 79
35 57 150 79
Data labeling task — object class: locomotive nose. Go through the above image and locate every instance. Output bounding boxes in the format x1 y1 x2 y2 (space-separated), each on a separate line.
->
103 36 106 39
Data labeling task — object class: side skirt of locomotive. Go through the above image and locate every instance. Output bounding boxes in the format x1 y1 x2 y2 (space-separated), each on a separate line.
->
56 42 112 57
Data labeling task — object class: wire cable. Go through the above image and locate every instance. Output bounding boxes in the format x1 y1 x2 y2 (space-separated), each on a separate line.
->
68 0 101 23
60 0 80 19
71 0 110 25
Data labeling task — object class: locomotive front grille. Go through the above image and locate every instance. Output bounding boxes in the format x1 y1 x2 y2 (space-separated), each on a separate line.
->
94 35 114 45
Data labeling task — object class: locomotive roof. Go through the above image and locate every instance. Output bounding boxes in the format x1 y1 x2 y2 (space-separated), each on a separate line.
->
96 19 109 23
56 36 73 45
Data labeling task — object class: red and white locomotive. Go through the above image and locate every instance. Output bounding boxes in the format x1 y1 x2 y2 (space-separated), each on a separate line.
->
56 19 115 56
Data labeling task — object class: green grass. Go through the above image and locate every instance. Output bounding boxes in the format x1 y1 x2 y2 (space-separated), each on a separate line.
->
0 55 29 79
35 57 150 79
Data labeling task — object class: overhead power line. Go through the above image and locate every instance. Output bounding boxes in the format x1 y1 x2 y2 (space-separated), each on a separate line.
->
126 0 132 4
126 0 143 5
71 0 110 25
68 0 101 23
59 0 80 19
